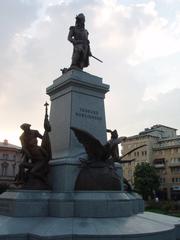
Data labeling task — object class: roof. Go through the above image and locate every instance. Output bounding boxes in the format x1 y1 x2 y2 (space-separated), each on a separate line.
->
125 134 158 141
0 140 21 150
151 124 177 131
158 135 180 143
123 124 178 141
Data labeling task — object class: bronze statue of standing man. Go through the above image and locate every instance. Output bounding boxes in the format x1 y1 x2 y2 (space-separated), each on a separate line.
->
68 13 91 70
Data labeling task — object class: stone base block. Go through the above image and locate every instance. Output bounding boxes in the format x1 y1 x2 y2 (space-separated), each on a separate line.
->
49 191 144 217
0 212 179 240
49 154 124 192
0 191 143 218
0 190 50 217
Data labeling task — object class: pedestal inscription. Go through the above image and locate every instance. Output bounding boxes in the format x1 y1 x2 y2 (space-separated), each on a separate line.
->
75 107 102 121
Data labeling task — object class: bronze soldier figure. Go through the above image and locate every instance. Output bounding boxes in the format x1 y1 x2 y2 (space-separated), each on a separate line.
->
15 104 52 189
19 123 43 163
68 13 91 70
107 129 126 162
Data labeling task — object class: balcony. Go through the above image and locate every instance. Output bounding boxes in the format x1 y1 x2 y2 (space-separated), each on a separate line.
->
154 163 165 168
169 162 180 167
153 158 165 168
172 186 180 191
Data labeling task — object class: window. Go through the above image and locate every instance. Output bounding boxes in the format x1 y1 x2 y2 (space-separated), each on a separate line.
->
160 177 165 183
157 169 165 174
171 167 180 173
128 170 132 177
153 158 165 164
12 163 16 176
1 162 8 176
3 154 9 160
175 178 180 183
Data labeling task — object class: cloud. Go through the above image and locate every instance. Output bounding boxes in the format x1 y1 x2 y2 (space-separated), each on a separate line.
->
138 88 180 128
1 0 180 145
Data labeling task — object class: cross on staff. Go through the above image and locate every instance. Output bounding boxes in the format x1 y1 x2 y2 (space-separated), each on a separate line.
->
44 102 49 117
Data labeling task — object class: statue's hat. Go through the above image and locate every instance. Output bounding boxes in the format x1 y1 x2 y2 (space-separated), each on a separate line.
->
20 123 31 130
76 13 85 21
112 130 118 138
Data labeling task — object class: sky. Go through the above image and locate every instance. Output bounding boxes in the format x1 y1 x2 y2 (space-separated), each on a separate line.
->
1 0 180 146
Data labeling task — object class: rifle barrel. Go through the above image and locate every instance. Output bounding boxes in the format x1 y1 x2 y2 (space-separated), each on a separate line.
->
91 55 103 63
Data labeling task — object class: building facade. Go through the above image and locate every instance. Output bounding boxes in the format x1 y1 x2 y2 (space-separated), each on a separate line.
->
121 124 180 200
0 140 21 185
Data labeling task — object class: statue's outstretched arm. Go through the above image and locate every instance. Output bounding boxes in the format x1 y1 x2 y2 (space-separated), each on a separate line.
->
68 27 75 44
36 131 43 139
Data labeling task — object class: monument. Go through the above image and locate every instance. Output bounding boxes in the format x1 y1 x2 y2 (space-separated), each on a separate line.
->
0 13 180 240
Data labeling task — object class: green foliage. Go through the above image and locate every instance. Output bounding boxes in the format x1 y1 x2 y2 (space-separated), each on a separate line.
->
146 200 180 217
134 162 160 200
146 200 178 211
0 183 8 194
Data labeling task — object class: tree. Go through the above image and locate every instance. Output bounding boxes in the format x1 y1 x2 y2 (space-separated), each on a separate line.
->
134 162 160 200
0 183 8 194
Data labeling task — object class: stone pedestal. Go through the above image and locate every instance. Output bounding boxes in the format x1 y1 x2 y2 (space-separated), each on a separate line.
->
0 190 143 218
46 70 109 157
46 70 110 192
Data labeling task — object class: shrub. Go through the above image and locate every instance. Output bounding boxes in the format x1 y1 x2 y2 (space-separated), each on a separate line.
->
0 183 8 194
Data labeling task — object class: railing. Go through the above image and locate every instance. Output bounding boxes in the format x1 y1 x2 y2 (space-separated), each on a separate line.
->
169 162 180 167
154 163 165 168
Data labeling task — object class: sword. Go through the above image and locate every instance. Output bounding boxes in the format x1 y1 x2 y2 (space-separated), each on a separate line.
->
91 55 103 63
